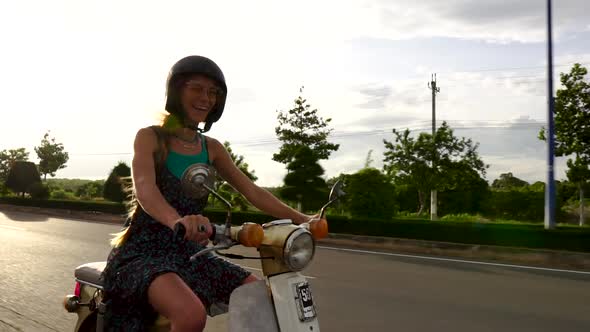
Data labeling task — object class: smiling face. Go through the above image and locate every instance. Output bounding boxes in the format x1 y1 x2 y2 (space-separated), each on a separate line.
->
179 75 220 124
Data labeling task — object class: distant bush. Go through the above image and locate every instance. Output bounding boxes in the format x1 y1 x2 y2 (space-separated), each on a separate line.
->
51 189 76 200
103 162 131 203
440 213 481 222
28 182 50 200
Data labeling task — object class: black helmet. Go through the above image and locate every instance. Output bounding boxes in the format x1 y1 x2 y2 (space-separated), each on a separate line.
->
165 55 227 132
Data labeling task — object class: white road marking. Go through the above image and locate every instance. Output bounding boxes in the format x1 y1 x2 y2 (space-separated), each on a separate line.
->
317 246 590 276
240 265 316 279
0 224 27 231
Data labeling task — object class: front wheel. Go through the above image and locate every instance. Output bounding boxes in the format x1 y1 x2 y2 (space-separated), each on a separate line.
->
77 312 97 332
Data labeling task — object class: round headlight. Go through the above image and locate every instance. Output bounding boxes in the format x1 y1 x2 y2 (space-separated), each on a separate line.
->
283 229 315 271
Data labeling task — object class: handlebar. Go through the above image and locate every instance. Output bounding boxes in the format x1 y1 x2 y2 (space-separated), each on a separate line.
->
173 223 217 242
173 221 263 248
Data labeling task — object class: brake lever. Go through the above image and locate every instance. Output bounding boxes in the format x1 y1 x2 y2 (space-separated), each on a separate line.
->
189 242 236 261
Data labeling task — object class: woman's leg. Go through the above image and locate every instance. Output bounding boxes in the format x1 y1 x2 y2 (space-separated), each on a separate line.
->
242 273 259 285
148 272 207 332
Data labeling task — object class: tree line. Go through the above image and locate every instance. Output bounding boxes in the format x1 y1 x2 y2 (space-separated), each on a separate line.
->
1 64 588 225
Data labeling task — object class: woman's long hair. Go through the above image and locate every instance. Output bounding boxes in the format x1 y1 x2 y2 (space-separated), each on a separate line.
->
109 114 181 247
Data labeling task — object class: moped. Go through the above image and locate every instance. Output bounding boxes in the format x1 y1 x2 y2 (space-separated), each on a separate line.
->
63 163 344 331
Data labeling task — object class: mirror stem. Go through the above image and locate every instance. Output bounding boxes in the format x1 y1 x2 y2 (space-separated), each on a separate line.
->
204 184 232 237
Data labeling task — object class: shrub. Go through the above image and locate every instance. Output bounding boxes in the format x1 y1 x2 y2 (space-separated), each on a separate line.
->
103 162 131 203
28 182 50 200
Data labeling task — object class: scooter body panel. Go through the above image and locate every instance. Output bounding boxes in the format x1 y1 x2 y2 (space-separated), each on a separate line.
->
269 272 320 331
229 280 279 332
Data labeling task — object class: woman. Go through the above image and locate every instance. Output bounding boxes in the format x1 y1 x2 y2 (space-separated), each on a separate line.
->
100 55 312 332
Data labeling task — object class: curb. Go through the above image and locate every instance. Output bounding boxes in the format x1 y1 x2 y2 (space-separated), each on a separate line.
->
2 204 590 272
319 233 590 271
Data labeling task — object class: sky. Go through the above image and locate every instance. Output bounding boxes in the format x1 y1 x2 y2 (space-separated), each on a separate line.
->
1 0 589 187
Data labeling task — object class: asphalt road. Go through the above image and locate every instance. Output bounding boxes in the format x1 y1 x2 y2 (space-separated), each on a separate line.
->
1 210 590 332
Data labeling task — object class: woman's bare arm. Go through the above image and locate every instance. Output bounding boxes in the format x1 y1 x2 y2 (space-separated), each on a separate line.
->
132 127 180 229
208 137 309 224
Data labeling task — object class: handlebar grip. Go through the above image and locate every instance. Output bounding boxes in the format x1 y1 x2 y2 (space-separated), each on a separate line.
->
173 223 186 241
174 222 217 242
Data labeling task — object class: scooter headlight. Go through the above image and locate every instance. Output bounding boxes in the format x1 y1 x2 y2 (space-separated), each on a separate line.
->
283 229 315 271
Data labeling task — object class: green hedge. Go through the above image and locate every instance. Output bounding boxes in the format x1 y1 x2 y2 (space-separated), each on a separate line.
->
2 197 589 252
0 197 127 214
327 216 590 252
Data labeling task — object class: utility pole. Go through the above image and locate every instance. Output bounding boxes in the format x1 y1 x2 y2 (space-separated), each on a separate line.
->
428 74 440 221
545 0 556 229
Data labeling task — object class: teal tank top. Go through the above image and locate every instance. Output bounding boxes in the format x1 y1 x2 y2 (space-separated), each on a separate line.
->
165 134 209 179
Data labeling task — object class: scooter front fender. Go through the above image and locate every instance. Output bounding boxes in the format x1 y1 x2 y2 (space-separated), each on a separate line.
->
228 280 279 332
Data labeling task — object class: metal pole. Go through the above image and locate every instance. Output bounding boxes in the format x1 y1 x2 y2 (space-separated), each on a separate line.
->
545 0 556 229
429 74 439 221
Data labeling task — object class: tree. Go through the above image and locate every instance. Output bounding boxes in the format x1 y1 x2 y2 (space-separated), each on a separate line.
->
539 63 590 225
345 168 397 219
103 162 131 203
566 156 590 225
76 181 104 200
5 161 41 198
34 131 69 180
273 87 339 165
0 148 29 183
383 121 488 214
437 163 489 216
280 146 327 212
210 141 258 210
491 172 529 191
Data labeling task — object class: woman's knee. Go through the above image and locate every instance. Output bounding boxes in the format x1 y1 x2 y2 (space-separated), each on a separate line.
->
148 273 207 332
242 273 260 285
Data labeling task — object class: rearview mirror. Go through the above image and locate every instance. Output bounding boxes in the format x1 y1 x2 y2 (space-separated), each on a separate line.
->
180 163 217 199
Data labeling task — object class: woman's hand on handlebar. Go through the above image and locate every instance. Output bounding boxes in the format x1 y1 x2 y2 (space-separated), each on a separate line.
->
177 215 213 246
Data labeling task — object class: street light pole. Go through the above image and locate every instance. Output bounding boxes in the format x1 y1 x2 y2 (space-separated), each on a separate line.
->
545 0 556 229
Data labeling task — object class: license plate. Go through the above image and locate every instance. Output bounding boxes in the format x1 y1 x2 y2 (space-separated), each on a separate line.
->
294 282 316 321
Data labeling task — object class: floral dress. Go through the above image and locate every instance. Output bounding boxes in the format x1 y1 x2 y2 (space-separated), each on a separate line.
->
100 165 250 331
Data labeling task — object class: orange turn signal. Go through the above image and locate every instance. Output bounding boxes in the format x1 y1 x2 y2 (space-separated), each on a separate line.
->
238 223 264 248
309 218 329 240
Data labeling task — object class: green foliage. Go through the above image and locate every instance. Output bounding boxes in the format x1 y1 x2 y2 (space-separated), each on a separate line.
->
491 172 529 191
51 189 76 200
440 213 481 222
5 161 41 197
345 168 397 219
0 196 126 214
539 63 590 224
28 182 50 200
0 148 29 183
327 215 590 252
540 63 590 160
480 190 567 222
528 181 545 192
103 162 131 203
34 131 70 180
273 87 339 165
76 181 104 200
566 156 590 185
45 178 105 195
383 121 488 214
280 146 327 212
438 164 490 215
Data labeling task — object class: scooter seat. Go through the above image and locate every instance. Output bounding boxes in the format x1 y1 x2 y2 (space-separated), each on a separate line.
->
75 261 106 287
